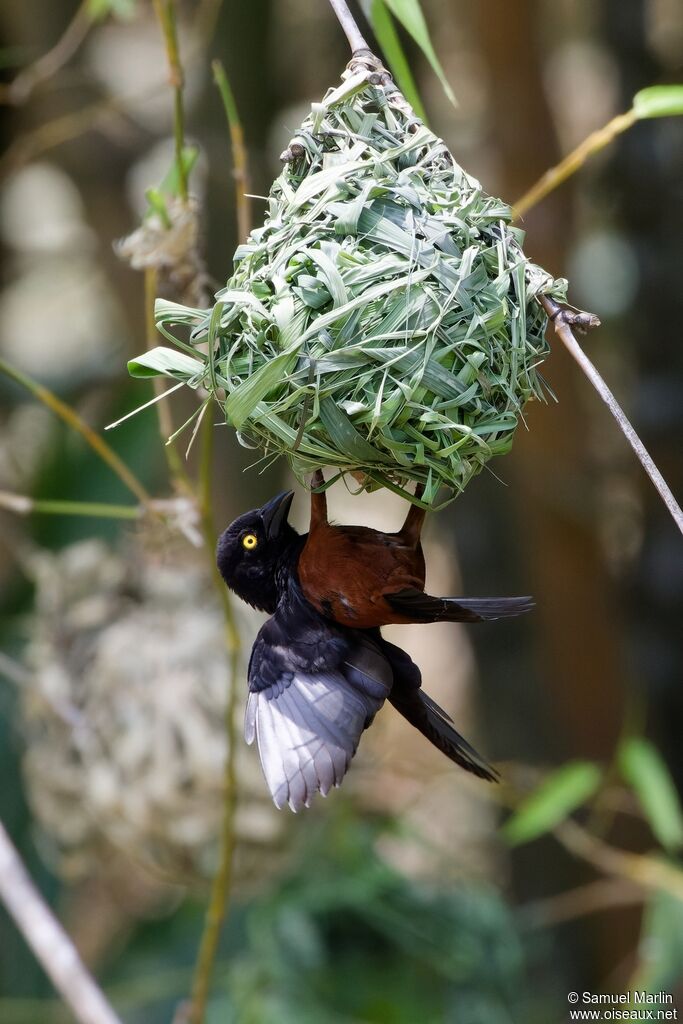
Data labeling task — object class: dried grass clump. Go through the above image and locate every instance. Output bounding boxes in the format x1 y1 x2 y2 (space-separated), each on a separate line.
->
21 538 282 885
133 69 566 507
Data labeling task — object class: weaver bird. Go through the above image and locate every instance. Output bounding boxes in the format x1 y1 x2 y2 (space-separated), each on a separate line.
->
217 491 499 811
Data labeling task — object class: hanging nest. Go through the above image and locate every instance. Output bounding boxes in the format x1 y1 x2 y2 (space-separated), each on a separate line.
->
132 55 566 508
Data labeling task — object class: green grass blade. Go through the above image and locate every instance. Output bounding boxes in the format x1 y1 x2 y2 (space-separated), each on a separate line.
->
618 737 683 852
364 0 428 122
381 0 456 107
502 762 602 846
633 85 683 119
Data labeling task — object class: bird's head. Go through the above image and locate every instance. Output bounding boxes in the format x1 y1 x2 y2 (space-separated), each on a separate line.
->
216 490 298 613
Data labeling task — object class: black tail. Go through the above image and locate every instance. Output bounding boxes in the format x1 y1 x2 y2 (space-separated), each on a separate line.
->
389 688 499 782
374 633 498 783
386 588 534 624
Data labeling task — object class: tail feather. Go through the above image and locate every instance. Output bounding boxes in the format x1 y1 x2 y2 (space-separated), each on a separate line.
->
386 588 534 624
389 688 498 782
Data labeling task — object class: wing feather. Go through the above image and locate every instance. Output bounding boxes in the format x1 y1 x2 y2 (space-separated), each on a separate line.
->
249 668 389 811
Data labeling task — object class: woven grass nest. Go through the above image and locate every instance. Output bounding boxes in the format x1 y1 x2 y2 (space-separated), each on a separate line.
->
133 56 566 508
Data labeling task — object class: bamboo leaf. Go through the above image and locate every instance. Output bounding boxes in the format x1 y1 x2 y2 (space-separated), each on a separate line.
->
364 0 428 121
502 762 602 846
225 351 299 429
618 737 683 852
381 0 456 107
318 398 393 464
633 85 683 119
127 347 205 381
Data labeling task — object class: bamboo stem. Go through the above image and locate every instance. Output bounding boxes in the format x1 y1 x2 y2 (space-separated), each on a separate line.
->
327 0 371 53
0 820 123 1024
212 60 251 243
144 267 194 491
540 295 683 537
189 415 242 1024
513 110 637 220
152 0 188 202
0 357 154 510
0 491 141 520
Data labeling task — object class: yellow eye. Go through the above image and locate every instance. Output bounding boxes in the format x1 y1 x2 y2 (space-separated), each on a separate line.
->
242 533 258 550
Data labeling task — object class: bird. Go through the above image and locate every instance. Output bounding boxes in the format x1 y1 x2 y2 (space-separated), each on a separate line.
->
297 470 533 628
217 490 498 812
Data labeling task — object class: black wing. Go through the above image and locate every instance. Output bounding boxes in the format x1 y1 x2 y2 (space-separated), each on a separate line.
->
246 618 392 811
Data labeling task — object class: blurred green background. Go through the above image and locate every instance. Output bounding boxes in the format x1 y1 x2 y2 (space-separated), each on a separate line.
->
1 1 683 1021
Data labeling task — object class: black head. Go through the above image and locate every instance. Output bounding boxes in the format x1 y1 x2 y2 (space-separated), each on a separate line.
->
216 491 298 613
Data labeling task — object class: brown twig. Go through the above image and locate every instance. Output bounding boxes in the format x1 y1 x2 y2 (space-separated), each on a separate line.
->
0 357 154 510
0 0 93 107
327 0 371 53
0 81 170 181
0 820 122 1024
554 818 683 901
521 877 643 928
540 295 683 537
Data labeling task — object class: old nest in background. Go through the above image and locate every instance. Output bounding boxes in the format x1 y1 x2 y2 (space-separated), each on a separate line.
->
132 61 566 508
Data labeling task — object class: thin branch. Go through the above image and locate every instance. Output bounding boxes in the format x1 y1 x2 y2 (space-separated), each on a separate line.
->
554 818 683 902
212 60 251 243
0 490 141 520
540 296 683 537
0 0 93 106
0 357 154 509
189 415 242 1024
327 0 371 53
512 110 637 220
153 0 188 202
520 877 643 928
144 268 194 491
0 80 170 181
0 820 123 1024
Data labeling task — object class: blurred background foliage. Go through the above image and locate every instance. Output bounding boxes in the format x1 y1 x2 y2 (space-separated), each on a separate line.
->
0 1 682 1021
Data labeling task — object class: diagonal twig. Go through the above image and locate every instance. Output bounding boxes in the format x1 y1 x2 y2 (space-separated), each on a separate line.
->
0 820 123 1024
540 295 683 538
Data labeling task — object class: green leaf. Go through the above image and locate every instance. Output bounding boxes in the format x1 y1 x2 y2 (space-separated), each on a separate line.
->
364 0 428 122
225 351 299 429
633 85 683 119
143 146 200 220
160 145 199 198
87 0 136 21
380 0 457 107
618 737 683 852
502 762 602 846
127 347 205 381
144 188 172 228
318 397 393 464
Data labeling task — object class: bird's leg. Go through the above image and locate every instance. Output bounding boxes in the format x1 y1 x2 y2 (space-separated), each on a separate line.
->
400 483 426 544
309 469 328 528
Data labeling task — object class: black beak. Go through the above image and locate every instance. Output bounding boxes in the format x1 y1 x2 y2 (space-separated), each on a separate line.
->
260 490 294 539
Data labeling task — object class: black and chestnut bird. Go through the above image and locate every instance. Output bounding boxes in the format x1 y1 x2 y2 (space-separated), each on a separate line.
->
216 489 524 811
298 471 533 628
